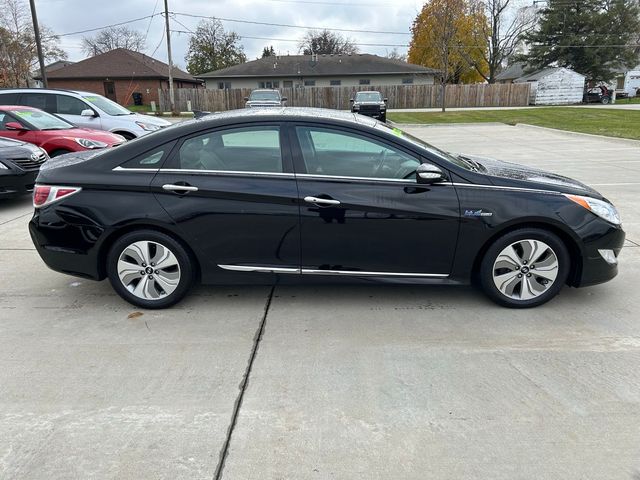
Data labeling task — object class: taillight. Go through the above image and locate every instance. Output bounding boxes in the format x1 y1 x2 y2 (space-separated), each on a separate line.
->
33 184 81 208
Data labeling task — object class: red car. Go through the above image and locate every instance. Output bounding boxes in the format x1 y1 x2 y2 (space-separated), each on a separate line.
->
0 105 125 157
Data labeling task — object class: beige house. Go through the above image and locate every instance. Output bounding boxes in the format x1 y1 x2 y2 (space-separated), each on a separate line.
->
198 53 438 90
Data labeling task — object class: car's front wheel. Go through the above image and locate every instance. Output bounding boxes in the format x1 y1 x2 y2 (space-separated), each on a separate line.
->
106 230 195 308
479 228 570 308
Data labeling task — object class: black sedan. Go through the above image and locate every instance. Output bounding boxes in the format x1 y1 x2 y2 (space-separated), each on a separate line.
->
0 137 47 197
29 108 624 309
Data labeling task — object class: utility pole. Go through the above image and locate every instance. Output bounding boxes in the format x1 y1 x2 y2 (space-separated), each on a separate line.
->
29 0 47 88
164 0 175 112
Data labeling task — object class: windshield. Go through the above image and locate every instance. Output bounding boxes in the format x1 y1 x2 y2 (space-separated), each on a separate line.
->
249 91 280 101
10 109 74 130
374 122 474 171
355 92 382 102
82 94 132 116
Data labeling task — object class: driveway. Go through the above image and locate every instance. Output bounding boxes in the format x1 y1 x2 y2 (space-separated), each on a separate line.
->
1 124 639 479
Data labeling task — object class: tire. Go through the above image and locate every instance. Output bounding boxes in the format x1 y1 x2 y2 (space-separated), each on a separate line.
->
49 149 71 158
380 114 387 123
106 230 195 309
479 228 570 308
116 132 136 141
601 96 610 105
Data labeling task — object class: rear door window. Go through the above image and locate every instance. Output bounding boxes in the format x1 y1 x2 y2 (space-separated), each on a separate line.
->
0 93 19 105
177 126 283 173
20 93 56 113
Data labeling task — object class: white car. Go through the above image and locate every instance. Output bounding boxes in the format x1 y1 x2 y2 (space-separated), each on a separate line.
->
0 89 171 139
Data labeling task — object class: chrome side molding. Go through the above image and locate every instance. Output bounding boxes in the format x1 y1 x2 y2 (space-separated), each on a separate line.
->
217 264 448 278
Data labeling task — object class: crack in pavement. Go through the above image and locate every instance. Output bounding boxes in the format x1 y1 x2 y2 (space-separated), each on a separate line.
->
213 284 276 480
0 211 32 226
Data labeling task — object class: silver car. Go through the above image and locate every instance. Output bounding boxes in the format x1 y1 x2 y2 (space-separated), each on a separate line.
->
0 89 171 140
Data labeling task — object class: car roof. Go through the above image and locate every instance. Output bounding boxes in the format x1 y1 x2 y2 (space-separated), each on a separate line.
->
0 88 80 95
0 105 38 111
356 90 382 94
184 107 377 127
251 89 279 93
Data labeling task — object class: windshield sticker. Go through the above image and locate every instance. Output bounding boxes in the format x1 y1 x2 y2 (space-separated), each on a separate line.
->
392 127 403 137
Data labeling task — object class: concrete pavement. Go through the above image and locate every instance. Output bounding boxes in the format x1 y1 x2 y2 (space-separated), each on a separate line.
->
1 125 640 479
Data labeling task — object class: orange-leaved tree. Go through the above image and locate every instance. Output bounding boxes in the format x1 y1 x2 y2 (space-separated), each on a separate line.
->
408 0 489 111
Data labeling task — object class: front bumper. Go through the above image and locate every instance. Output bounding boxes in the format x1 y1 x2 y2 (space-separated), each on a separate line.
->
575 224 625 287
0 170 38 196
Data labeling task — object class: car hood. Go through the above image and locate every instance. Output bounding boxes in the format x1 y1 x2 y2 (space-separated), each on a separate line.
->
40 128 125 145
463 155 602 198
130 114 171 127
246 101 281 107
0 135 42 154
354 101 384 106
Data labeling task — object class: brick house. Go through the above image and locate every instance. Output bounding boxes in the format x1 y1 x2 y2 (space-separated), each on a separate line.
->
39 48 201 106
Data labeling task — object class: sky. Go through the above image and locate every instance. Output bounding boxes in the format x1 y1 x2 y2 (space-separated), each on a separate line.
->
38 0 425 70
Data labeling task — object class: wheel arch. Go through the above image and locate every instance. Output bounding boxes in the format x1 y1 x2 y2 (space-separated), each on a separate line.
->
96 222 201 282
471 220 583 287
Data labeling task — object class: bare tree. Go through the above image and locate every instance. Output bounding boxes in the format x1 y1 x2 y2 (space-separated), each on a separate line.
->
0 0 66 87
469 0 537 83
81 26 146 56
298 29 358 55
386 48 407 62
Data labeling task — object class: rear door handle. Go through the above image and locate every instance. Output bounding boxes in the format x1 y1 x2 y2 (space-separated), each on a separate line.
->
304 196 341 206
162 184 199 193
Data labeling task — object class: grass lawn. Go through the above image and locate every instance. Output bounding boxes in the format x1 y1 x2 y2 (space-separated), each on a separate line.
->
126 104 154 113
388 106 640 141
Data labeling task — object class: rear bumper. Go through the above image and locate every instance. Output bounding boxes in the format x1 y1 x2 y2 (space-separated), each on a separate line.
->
29 211 103 280
575 225 625 287
0 170 38 196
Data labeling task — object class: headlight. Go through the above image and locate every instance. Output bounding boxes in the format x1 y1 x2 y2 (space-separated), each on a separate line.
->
75 138 108 149
564 194 621 225
0 162 8 170
136 121 161 132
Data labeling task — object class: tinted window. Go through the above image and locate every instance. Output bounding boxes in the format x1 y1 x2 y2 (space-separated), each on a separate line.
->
295 127 420 180
9 109 73 130
0 93 19 104
355 92 382 102
121 145 171 169
20 93 55 113
178 126 282 173
55 94 90 115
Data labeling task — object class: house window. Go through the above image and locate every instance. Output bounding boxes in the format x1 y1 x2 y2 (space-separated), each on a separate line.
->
402 77 414 84
304 80 316 86
283 80 293 88
330 80 341 86
218 82 231 89
258 81 279 89
359 79 370 85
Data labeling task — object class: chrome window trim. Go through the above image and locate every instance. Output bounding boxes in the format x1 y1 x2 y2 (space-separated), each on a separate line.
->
295 173 453 185
218 264 448 278
112 166 159 173
159 168 295 178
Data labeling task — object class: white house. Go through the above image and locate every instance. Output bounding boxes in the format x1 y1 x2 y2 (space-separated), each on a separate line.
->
198 53 439 90
514 67 585 105
610 65 640 98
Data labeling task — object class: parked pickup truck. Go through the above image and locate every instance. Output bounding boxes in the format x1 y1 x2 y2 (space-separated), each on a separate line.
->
350 91 388 122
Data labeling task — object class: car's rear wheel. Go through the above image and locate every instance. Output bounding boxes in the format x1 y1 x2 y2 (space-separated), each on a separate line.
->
479 228 570 308
107 230 195 308
601 96 610 105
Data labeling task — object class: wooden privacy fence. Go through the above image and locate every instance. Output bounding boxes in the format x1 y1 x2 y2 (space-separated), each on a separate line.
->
158 83 531 112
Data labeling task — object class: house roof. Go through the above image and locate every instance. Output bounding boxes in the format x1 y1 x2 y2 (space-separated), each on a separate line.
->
43 48 199 83
515 67 585 82
495 62 526 81
45 60 75 72
198 54 439 79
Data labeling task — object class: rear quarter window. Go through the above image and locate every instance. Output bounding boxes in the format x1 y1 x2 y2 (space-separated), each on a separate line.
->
120 143 174 169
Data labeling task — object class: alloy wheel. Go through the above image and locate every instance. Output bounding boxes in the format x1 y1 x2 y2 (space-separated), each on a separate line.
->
492 239 559 301
117 240 181 300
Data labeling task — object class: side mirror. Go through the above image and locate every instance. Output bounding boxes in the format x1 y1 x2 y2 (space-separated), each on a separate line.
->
244 97 249 101
416 163 445 184
81 109 96 117
383 97 388 102
4 122 28 131
281 96 287 101
350 99 354 103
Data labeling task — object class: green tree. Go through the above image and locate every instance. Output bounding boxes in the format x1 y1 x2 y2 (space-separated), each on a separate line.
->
523 0 640 83
185 18 246 75
261 45 276 57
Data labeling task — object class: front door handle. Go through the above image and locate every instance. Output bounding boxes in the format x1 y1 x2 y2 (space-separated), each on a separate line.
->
304 196 341 206
162 184 199 193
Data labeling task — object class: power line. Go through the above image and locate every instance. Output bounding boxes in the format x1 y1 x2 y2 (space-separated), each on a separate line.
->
171 11 411 35
58 13 163 37
261 0 410 6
